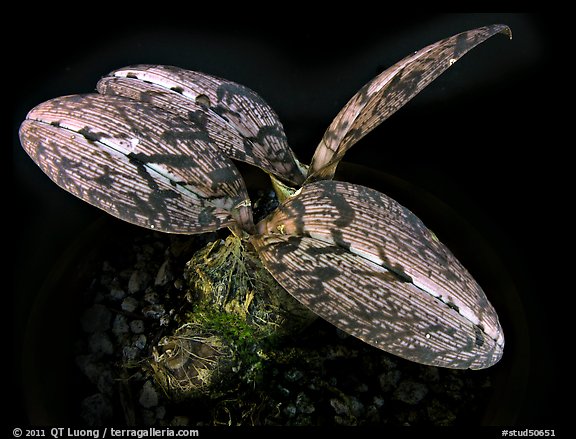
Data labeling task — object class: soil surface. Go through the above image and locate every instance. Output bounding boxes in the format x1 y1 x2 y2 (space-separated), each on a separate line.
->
72 191 497 426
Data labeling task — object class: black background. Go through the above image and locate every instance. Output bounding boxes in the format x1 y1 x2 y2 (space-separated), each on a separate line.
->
10 12 561 427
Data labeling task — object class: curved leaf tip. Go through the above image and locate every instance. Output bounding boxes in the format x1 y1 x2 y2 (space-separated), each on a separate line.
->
495 24 513 40
306 24 513 183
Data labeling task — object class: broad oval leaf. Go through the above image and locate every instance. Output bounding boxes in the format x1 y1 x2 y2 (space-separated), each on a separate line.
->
97 65 306 186
20 93 254 234
251 234 503 369
255 180 504 369
307 24 512 182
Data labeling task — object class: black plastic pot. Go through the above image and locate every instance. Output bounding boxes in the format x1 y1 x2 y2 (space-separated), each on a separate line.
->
18 163 529 425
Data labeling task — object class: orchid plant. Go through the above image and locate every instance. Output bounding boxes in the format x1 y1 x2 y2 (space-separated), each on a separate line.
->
20 25 511 371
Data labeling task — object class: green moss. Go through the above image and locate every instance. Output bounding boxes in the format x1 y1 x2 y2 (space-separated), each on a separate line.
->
191 307 269 386
185 234 315 336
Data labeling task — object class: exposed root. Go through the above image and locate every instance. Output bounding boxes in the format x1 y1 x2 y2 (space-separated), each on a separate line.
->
185 234 315 336
151 322 234 399
148 234 315 399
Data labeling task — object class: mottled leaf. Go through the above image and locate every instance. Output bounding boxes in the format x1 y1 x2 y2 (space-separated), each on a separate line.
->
251 234 502 369
97 65 306 186
255 180 504 369
20 94 254 234
307 24 512 182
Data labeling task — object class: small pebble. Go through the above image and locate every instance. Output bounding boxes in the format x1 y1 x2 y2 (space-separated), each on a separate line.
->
99 272 114 289
80 393 112 426
329 398 349 416
155 261 173 286
75 356 113 394
284 369 303 382
283 403 297 418
128 270 150 294
348 396 365 418
296 392 315 414
365 404 381 423
141 409 156 426
81 304 112 333
139 380 159 408
394 380 429 405
96 369 115 396
89 332 114 355
143 304 165 320
144 290 160 304
156 406 166 420
121 297 139 313
76 354 102 384
123 345 140 362
170 416 189 426
373 395 385 408
130 320 145 334
334 415 356 426
277 385 290 397
379 369 401 392
109 286 126 301
133 334 147 350
112 314 130 337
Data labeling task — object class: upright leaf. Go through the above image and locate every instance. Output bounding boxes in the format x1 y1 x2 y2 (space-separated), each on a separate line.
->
307 24 512 182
